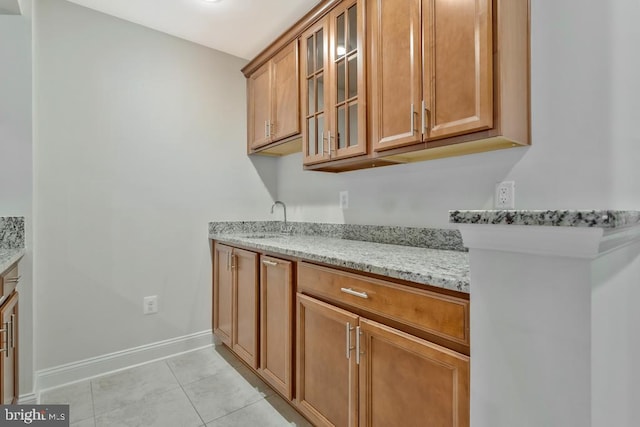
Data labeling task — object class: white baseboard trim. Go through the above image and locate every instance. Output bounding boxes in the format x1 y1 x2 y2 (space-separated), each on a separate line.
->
18 393 38 404
35 330 213 396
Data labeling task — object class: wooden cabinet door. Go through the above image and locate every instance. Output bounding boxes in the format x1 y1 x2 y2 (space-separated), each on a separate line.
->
213 243 233 346
423 0 493 141
272 41 300 142
296 294 358 427
259 256 293 399
301 18 332 165
358 318 469 427
327 0 367 161
0 291 18 405
369 0 422 152
232 248 259 369
248 62 272 150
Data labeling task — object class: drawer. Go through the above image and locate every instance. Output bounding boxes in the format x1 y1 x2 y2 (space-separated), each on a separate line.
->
1 264 19 300
297 262 469 347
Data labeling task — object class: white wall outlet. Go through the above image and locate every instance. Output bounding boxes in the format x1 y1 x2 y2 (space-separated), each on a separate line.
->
143 295 158 315
495 181 515 209
339 190 349 210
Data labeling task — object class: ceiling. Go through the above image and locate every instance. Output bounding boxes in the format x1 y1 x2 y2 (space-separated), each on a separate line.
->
66 0 321 60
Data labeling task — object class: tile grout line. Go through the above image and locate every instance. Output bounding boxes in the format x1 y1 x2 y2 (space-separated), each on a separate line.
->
203 395 270 425
165 359 208 427
89 380 97 427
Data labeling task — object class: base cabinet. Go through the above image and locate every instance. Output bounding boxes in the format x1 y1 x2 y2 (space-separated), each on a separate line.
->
212 243 259 368
259 255 294 400
0 264 19 405
296 294 359 426
359 318 469 427
212 241 470 426
296 293 469 427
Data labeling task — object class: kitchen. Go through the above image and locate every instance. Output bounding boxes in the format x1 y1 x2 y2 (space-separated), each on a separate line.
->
1 0 639 426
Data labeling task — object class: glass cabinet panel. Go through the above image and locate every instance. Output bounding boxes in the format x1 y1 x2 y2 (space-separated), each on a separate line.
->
336 13 345 58
337 60 346 103
331 1 362 153
315 29 324 72
348 6 357 53
348 55 357 99
303 24 328 162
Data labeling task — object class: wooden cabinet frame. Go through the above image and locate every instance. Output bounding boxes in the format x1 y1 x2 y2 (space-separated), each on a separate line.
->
259 255 294 399
247 41 300 153
212 243 259 368
0 262 19 405
212 240 470 426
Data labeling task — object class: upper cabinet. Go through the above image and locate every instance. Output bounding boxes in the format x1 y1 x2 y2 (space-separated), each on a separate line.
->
243 0 530 171
301 0 367 166
369 0 493 151
247 41 300 153
372 0 531 164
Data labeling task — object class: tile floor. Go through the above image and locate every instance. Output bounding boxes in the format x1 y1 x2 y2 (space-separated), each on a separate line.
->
40 345 313 427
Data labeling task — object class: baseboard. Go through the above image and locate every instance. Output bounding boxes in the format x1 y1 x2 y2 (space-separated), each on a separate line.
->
35 330 213 396
18 393 38 404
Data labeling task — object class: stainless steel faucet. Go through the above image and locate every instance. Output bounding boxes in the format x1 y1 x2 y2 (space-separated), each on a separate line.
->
271 201 291 233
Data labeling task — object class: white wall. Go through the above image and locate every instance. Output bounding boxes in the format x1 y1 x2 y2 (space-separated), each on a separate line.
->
277 0 640 227
33 0 276 371
0 12 34 397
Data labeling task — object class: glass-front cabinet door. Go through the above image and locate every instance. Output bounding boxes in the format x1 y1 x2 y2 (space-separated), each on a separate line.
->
301 0 366 166
301 18 330 164
329 0 366 161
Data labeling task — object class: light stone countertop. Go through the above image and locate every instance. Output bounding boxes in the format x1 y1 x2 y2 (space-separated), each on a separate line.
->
0 248 25 276
209 232 470 293
449 210 640 228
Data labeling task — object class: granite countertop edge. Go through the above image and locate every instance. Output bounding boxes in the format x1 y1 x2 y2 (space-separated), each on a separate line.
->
210 232 470 294
449 210 640 229
0 248 25 275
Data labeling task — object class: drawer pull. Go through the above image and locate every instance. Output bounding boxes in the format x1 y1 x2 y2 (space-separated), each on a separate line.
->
0 323 6 356
262 260 278 267
340 287 369 299
356 326 362 365
4 276 20 283
10 314 15 349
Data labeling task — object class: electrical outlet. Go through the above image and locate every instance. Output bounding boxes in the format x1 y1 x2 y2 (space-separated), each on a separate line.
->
339 191 349 210
143 295 158 315
495 181 515 209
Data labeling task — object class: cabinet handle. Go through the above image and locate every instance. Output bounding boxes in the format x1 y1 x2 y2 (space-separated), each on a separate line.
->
410 103 415 134
262 260 278 267
265 120 270 138
230 254 236 270
10 314 15 349
0 323 6 356
340 287 369 299
4 276 20 283
356 326 362 365
328 131 333 157
421 100 426 136
346 322 355 359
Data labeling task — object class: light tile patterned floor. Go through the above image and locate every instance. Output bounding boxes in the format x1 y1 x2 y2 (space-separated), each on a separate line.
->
40 345 312 427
